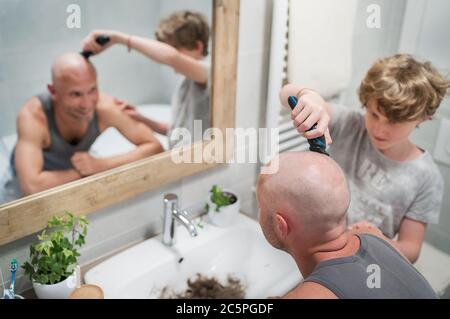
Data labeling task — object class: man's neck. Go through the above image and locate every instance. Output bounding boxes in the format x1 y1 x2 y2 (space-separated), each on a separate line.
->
53 102 90 141
294 232 361 278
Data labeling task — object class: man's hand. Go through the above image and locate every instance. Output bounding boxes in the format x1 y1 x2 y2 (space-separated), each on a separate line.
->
348 220 384 237
71 152 108 177
290 90 332 144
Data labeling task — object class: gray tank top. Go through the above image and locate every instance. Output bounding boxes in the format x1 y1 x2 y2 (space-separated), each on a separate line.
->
304 234 438 299
11 92 101 172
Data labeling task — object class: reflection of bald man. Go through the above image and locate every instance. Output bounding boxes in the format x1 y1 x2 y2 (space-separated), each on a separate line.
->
257 152 437 299
12 53 163 196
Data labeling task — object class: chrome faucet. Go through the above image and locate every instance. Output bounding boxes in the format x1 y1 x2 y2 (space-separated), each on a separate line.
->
162 194 198 246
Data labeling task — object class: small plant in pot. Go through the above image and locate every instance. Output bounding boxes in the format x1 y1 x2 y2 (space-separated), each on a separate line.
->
22 212 88 299
206 185 240 227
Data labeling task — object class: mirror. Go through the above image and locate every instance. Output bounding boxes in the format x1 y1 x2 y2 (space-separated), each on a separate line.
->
0 0 213 205
0 0 239 245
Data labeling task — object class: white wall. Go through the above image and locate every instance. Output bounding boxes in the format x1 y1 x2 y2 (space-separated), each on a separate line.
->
399 0 450 254
0 0 273 294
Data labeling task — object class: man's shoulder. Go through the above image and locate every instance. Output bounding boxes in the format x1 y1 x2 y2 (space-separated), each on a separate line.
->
18 96 47 128
96 93 122 114
283 281 338 299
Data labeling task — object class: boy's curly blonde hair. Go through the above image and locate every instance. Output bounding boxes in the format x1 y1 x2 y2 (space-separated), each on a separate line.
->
155 10 210 56
359 54 450 122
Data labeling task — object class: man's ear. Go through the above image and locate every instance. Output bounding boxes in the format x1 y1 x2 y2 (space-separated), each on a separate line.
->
47 84 56 95
274 213 289 240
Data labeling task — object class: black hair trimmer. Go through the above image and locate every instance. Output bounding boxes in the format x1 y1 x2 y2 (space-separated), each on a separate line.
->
80 35 110 59
288 96 329 156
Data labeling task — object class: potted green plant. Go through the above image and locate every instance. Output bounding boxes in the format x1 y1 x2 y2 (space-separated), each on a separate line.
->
22 212 88 299
206 185 240 227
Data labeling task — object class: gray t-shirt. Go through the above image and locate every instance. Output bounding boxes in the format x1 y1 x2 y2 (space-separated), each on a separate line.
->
168 61 211 148
329 104 444 238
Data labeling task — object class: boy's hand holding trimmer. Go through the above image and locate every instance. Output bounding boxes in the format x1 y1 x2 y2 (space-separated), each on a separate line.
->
279 84 333 146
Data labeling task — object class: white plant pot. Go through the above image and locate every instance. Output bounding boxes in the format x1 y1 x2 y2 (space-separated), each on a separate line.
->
207 190 240 227
33 272 76 299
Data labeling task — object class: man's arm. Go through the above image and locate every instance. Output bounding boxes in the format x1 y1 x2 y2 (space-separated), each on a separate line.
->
15 102 81 196
282 281 338 299
75 96 164 174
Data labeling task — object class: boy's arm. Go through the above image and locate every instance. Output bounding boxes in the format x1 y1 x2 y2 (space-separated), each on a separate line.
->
134 115 169 136
113 99 169 135
15 104 82 195
82 30 208 84
122 106 169 136
389 218 426 264
348 218 425 263
279 84 333 144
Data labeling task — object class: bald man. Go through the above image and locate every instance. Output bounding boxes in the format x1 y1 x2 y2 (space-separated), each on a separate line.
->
12 53 163 196
257 152 437 299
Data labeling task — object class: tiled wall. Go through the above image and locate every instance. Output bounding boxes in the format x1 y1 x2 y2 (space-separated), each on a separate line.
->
0 0 212 136
0 0 272 294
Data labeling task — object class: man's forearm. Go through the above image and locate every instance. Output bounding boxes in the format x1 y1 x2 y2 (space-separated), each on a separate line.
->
100 142 164 170
22 169 82 196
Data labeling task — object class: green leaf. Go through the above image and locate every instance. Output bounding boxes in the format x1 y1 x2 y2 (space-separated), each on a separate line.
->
66 263 77 275
21 262 35 279
62 248 73 259
40 240 54 256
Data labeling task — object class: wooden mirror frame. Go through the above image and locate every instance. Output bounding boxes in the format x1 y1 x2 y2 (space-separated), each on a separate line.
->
0 0 240 245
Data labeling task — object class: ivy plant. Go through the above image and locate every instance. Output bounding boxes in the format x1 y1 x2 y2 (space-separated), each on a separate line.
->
22 212 88 285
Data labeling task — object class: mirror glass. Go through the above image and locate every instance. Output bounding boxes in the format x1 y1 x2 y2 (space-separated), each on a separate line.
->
0 0 213 205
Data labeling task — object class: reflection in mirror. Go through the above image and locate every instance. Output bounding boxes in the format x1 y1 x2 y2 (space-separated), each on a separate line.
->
0 0 212 205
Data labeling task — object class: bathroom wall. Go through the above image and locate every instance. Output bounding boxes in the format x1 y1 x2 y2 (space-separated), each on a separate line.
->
399 0 450 254
0 0 273 294
0 0 212 136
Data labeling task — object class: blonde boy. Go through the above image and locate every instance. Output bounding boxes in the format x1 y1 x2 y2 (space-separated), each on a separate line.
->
280 54 450 263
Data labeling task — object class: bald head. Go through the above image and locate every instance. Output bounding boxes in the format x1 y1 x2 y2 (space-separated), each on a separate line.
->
51 52 97 86
257 152 350 244
48 53 99 122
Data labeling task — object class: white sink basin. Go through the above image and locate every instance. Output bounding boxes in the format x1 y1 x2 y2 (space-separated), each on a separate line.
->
84 213 301 298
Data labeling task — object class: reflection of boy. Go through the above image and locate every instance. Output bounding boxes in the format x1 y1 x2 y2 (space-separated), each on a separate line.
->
280 54 450 263
82 11 211 148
